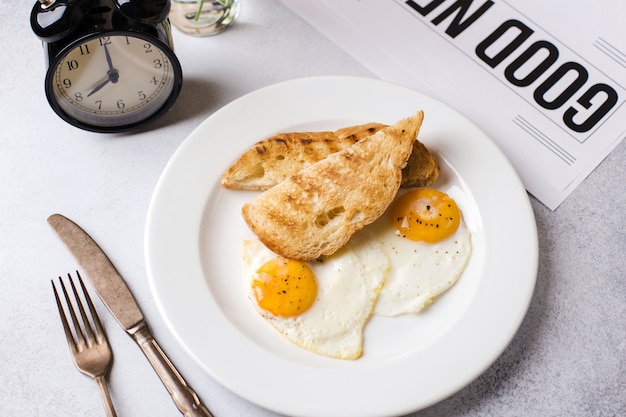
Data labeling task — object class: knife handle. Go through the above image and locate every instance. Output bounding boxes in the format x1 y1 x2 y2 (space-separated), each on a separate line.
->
132 324 213 417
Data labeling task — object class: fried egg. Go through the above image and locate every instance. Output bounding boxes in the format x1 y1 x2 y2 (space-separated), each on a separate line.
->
242 232 389 359
372 188 472 316
242 188 472 358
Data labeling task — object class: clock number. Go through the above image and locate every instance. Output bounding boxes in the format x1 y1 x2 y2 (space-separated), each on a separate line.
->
66 60 79 71
74 92 83 102
138 91 147 101
125 36 131 45
99 37 112 46
144 43 153 53
117 99 125 109
153 59 163 69
150 76 159 85
95 100 102 110
79 45 91 55
62 79 72 88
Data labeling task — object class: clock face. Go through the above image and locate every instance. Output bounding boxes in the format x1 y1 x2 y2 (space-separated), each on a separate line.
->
47 32 181 131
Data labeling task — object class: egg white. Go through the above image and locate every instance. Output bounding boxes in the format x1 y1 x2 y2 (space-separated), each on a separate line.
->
242 231 389 360
368 212 473 317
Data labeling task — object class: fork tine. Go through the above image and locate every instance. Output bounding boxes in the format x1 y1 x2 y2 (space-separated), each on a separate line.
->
75 271 106 344
51 279 78 355
68 272 96 345
57 275 87 348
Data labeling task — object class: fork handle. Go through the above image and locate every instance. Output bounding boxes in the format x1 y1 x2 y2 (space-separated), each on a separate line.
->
95 375 118 417
132 324 214 417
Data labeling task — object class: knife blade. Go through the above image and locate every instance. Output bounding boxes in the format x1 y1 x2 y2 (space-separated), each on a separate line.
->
47 213 213 417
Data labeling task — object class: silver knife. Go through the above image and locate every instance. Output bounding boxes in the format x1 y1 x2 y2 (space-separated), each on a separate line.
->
47 213 213 417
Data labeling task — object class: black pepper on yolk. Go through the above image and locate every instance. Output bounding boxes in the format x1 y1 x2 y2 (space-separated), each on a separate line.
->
391 188 461 243
251 257 318 317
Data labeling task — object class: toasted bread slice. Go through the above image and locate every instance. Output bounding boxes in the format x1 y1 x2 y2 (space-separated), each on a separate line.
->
402 139 439 188
221 123 386 191
241 111 424 260
221 122 438 190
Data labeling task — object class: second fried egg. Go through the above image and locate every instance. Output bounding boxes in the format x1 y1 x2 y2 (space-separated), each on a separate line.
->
372 188 472 316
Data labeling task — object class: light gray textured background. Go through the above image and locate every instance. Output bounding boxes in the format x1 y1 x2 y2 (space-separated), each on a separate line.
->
1 1 624 416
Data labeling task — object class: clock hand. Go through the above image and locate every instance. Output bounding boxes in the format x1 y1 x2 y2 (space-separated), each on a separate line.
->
103 43 119 84
87 69 120 97
87 77 111 97
104 43 114 72
86 43 121 97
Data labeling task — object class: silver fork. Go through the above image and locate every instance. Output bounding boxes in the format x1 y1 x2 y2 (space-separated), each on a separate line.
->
52 271 118 417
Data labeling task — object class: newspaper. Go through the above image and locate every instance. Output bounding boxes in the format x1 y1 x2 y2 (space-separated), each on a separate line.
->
280 0 626 209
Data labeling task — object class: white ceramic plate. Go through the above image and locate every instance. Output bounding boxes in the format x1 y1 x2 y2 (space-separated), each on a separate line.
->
145 76 538 417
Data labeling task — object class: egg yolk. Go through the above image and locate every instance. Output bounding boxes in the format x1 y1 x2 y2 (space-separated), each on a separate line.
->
391 188 461 243
252 257 317 317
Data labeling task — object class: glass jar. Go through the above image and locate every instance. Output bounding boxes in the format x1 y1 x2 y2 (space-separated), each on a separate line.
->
169 0 240 37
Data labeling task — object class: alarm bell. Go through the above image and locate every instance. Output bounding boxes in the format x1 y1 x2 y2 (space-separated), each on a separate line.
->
115 0 170 24
31 0 85 43
31 0 171 42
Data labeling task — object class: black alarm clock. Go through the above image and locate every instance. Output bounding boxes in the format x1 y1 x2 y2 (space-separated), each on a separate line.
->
31 0 183 133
